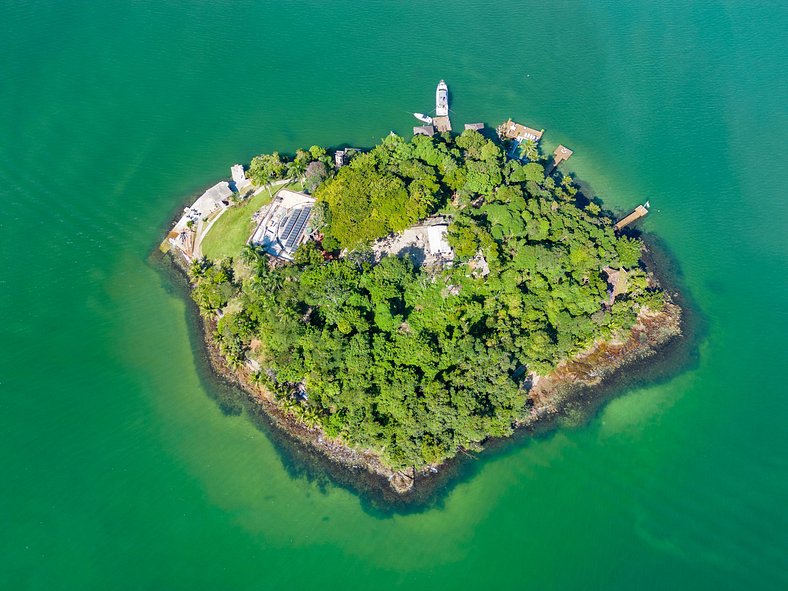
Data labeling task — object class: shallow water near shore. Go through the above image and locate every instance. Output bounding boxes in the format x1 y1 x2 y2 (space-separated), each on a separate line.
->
2 1 786 589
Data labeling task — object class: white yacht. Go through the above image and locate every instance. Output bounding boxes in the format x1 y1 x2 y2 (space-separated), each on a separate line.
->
435 80 449 117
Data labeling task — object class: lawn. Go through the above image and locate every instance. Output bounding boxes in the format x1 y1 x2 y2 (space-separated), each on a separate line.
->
200 181 301 261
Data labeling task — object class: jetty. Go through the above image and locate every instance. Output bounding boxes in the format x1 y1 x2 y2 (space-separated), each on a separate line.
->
615 204 649 231
464 122 484 131
548 144 573 173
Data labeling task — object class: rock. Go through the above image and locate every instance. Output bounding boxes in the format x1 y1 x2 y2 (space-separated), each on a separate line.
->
389 471 414 494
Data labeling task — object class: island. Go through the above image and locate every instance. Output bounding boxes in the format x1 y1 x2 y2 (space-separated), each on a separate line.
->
161 110 681 497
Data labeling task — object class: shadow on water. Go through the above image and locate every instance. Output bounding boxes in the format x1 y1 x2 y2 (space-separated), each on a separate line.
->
148 175 707 518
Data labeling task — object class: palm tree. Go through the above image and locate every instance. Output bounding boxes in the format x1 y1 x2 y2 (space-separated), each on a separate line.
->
518 139 540 162
240 243 264 267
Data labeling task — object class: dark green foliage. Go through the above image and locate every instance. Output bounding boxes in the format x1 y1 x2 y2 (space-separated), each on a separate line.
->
191 131 661 469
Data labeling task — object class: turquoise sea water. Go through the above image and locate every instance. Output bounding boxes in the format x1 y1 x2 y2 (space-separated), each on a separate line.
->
2 1 786 588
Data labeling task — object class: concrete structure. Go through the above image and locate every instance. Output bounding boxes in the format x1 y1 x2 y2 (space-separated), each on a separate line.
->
497 118 544 142
413 125 435 137
194 181 233 214
371 217 454 267
548 145 574 173
249 189 316 260
615 204 649 231
334 148 361 169
165 181 233 259
231 164 251 191
426 225 452 255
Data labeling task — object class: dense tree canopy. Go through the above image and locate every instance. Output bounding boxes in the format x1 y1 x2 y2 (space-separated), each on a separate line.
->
191 130 664 469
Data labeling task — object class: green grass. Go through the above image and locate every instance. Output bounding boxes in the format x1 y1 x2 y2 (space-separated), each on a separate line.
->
200 181 302 261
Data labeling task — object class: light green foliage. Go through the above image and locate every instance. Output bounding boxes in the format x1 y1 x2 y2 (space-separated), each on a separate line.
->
248 152 288 185
518 139 540 162
191 130 662 469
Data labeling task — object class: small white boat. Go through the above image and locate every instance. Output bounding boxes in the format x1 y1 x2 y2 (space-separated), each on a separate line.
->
413 112 433 124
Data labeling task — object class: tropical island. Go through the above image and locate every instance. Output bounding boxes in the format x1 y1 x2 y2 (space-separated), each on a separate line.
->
162 99 681 496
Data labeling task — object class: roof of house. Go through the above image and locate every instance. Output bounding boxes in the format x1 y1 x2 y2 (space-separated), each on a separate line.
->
426 224 452 255
413 125 435 137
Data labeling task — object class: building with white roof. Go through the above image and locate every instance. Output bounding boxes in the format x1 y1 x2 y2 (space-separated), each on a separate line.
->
231 164 250 190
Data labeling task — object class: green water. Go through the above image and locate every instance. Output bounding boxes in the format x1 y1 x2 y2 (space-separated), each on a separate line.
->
2 1 786 588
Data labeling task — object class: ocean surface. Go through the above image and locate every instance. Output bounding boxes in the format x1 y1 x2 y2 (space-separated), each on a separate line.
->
1 1 786 588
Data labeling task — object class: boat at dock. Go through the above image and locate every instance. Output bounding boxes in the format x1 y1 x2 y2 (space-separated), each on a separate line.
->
413 112 433 124
436 80 448 116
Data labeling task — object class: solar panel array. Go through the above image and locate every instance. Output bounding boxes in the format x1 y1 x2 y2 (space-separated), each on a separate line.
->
279 206 312 252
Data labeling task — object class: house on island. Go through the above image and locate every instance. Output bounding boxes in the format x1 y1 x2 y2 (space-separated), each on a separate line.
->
231 164 251 191
497 118 544 142
334 148 361 169
249 189 316 261
371 218 454 268
427 224 453 256
413 125 435 137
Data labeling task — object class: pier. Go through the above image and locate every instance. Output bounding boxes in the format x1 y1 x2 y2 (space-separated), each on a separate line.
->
497 118 544 142
548 144 573 173
615 204 649 231
433 116 452 133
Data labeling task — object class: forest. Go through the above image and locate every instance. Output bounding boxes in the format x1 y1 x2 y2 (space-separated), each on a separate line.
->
189 129 665 469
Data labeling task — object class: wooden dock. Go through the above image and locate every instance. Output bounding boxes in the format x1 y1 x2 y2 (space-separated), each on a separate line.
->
548 144 573 173
615 204 649 231
497 118 544 142
434 116 452 133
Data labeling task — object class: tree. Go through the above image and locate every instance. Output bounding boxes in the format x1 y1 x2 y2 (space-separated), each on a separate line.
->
191 126 663 471
518 139 540 162
304 160 328 193
309 145 327 160
248 152 287 186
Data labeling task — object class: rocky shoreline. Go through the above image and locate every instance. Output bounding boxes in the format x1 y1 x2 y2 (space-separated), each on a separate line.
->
160 239 683 505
